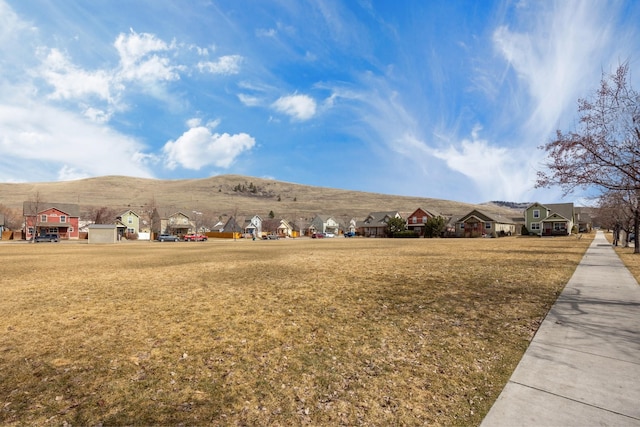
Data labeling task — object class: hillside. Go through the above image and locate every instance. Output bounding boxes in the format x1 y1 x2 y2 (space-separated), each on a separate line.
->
0 175 519 222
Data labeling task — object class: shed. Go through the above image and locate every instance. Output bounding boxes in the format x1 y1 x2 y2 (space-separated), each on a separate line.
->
88 224 118 244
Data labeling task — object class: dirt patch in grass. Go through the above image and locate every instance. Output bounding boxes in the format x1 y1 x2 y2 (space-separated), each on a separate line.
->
0 235 592 426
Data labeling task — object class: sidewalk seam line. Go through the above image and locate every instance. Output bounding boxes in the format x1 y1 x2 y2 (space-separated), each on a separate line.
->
531 340 640 367
508 380 640 422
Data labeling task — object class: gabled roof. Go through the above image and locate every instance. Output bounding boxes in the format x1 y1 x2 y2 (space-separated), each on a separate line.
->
359 211 401 227
407 207 440 219
119 209 140 218
545 203 574 221
223 216 244 232
459 209 516 224
527 202 574 221
278 219 293 230
312 214 335 222
23 201 80 217
169 211 191 219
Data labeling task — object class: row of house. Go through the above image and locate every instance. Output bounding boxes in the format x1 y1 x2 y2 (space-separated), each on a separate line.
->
19 200 591 241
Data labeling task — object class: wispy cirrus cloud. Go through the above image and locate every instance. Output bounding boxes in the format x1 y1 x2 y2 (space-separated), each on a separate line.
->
197 54 243 75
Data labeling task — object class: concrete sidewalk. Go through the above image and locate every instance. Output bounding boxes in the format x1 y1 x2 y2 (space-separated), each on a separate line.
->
481 231 640 426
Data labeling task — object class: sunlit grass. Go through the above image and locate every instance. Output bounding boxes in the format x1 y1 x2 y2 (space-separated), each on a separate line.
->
0 235 592 425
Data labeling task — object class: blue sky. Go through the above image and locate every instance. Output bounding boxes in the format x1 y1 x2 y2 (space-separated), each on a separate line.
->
1 0 638 204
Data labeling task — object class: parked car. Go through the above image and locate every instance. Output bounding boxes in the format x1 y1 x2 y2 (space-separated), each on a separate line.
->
34 233 59 243
266 234 280 240
183 233 208 241
312 232 324 238
324 232 335 238
344 231 356 237
157 234 180 242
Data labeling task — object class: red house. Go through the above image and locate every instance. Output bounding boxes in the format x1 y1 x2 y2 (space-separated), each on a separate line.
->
23 202 80 240
406 207 438 235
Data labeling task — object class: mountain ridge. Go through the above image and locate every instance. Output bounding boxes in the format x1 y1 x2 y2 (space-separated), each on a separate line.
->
0 174 521 222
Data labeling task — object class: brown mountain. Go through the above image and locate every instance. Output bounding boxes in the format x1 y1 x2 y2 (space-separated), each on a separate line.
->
0 174 518 222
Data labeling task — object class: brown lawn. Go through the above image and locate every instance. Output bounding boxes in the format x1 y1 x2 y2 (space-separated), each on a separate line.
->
0 235 592 426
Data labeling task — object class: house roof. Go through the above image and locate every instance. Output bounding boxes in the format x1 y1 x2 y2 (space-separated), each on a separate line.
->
119 209 140 218
407 207 440 218
88 224 117 229
358 211 400 227
223 216 244 232
527 202 574 221
23 201 80 217
459 209 516 224
544 203 574 221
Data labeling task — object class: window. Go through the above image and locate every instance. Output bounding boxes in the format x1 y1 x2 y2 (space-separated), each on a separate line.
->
460 223 465 229
128 228 135 234
128 217 133 224
533 209 540 218
412 216 417 224
60 215 66 223
531 223 540 230
422 216 427 223
41 214 47 222
485 223 492 229
554 222 566 231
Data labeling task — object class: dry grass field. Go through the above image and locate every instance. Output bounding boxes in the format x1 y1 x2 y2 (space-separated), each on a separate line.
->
0 235 592 426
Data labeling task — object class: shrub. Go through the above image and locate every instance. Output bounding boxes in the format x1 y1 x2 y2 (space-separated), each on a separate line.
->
521 225 529 236
393 231 420 238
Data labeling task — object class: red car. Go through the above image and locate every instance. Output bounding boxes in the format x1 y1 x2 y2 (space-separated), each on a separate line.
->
183 233 208 241
311 232 325 238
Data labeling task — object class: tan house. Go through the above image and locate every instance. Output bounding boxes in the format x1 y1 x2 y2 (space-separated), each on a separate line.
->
151 210 193 238
356 211 402 237
117 209 141 237
277 219 294 237
456 210 517 238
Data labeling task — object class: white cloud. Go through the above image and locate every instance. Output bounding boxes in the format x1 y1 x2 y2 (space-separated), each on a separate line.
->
272 93 317 121
0 96 154 181
186 118 202 128
114 29 178 82
163 124 255 170
57 165 90 181
492 1 618 136
237 93 262 106
39 48 114 102
432 127 533 201
197 55 242 75
83 107 112 123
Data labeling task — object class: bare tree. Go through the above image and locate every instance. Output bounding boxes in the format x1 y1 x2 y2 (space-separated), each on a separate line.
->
24 191 44 241
0 204 22 231
87 206 119 224
598 190 635 246
536 63 640 253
